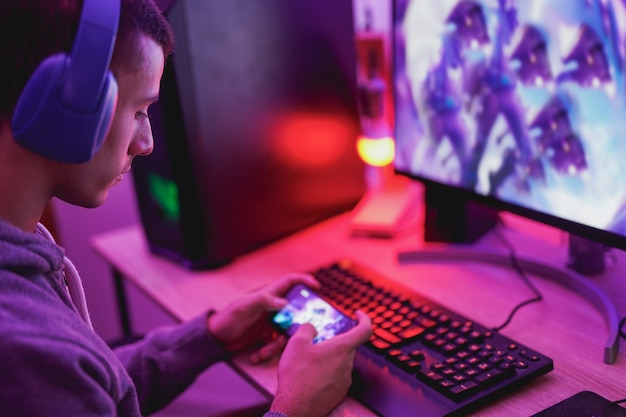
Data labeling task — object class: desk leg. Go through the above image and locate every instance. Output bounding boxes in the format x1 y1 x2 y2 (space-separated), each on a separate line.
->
112 267 133 338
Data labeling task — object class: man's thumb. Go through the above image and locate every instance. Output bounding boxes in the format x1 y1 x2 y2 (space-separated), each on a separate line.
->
291 322 318 344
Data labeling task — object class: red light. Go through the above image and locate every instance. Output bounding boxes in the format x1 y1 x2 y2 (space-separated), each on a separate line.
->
272 111 352 168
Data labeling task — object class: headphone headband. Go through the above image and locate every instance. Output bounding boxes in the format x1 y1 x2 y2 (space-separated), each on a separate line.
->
62 0 120 111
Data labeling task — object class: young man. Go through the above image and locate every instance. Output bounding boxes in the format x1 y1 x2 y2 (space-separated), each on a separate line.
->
0 1 372 416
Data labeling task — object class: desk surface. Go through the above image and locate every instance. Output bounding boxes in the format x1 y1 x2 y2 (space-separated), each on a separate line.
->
91 192 626 416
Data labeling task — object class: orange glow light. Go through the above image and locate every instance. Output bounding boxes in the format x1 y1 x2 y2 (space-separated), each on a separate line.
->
356 134 395 167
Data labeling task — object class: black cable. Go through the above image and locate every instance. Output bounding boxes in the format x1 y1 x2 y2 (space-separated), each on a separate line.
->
490 224 544 332
488 223 626 413
600 397 626 417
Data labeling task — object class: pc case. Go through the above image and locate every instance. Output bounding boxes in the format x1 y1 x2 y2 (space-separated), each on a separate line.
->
132 0 366 269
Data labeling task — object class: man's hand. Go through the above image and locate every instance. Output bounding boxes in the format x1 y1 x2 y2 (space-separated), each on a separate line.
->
206 272 321 361
270 310 373 417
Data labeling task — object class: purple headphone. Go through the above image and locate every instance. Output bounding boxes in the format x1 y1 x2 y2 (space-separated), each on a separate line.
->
12 0 121 163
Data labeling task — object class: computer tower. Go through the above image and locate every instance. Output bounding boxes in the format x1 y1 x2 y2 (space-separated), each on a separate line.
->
132 0 366 269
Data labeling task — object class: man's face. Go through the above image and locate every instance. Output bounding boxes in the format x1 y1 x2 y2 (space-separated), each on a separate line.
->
53 33 165 208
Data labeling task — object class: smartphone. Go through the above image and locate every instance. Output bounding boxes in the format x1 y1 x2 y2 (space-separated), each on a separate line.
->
272 284 357 344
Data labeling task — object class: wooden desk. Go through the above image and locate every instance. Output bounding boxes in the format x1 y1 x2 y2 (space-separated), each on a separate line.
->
91 201 626 416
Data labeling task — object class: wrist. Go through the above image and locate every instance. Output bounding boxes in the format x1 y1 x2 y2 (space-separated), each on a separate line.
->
270 394 307 417
205 310 223 341
264 411 290 417
207 309 242 354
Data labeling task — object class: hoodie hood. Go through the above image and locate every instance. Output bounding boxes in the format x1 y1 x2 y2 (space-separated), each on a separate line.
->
0 218 64 278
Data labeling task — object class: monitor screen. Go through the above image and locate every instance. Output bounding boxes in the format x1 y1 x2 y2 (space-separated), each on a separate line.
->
393 0 626 251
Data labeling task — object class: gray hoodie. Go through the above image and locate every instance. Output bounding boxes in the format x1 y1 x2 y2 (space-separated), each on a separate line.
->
0 219 228 416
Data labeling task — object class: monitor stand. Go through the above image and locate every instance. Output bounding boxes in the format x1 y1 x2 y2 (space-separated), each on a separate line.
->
567 234 608 275
400 193 620 364
422 184 499 243
397 246 619 364
408 184 619 363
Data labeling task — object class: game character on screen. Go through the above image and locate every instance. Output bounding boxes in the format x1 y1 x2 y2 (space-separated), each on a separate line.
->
416 0 491 183
461 0 537 194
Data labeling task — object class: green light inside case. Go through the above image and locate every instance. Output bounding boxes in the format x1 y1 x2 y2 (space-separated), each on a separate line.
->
148 173 180 222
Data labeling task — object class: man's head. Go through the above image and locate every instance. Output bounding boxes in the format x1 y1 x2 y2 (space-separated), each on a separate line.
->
0 0 174 212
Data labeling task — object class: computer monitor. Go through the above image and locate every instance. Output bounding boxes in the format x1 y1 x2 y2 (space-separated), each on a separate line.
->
393 0 626 273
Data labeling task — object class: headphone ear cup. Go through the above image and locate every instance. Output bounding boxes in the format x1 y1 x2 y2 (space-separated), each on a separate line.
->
12 53 118 163
12 54 67 143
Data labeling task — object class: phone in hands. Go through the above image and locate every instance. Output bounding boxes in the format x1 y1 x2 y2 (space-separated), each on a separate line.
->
272 284 356 344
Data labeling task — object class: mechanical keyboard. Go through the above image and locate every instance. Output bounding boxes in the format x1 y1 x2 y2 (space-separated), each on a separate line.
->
311 259 554 417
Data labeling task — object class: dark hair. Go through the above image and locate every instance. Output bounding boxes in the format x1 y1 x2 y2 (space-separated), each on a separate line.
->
111 0 175 74
0 0 175 122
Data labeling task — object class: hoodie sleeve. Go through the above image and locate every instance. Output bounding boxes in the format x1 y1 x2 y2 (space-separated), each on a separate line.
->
114 312 229 415
0 332 129 417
